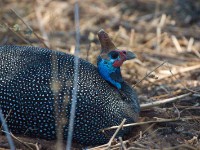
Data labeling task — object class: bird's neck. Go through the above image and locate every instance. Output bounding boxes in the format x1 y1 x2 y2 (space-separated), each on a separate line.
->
97 56 123 89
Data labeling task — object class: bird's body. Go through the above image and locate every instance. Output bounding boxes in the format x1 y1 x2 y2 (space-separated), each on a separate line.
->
0 31 140 146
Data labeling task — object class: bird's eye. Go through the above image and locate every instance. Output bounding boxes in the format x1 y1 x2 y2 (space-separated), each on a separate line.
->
110 51 119 59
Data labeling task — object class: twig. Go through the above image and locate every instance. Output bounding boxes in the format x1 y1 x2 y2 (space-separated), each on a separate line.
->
89 143 108 150
102 116 200 131
0 109 15 150
3 23 33 46
138 123 155 139
89 119 127 150
86 43 91 61
130 141 147 149
35 143 40 150
66 2 80 150
129 29 135 47
135 12 162 22
192 48 200 58
151 90 181 100
140 92 192 109
0 109 12 130
187 37 194 52
133 61 166 87
171 35 183 52
167 64 200 94
10 9 49 48
1 131 39 150
163 144 197 150
137 32 166 49
107 119 126 149
156 14 166 51
119 137 127 150
153 64 200 82
35 0 50 47
88 140 129 150
173 103 180 119
156 25 161 51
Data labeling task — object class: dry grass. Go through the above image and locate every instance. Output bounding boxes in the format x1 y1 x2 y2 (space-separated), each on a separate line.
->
0 0 200 149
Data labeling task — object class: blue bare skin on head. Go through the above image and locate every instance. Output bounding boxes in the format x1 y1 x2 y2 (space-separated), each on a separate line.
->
97 50 136 89
97 55 122 89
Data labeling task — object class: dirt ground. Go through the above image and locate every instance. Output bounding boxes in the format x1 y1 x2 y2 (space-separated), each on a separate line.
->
0 0 200 149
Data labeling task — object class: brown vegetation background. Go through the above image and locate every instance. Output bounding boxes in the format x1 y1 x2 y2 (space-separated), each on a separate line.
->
0 0 200 149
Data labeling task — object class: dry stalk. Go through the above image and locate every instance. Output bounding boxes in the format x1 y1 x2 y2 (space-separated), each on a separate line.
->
153 64 200 82
0 109 12 131
119 137 127 150
102 116 200 131
167 64 200 94
89 119 127 150
1 131 39 150
171 35 183 52
192 48 200 58
129 29 135 47
156 14 166 51
35 0 50 47
10 9 49 48
173 103 180 119
151 90 182 100
163 144 197 150
107 119 126 149
138 32 166 49
140 92 192 109
89 140 129 150
133 61 167 87
3 23 33 46
187 37 194 52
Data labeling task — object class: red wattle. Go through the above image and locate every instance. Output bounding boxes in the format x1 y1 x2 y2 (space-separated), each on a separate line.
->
112 51 127 67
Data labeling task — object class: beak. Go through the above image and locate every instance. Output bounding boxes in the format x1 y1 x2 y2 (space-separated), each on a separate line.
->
125 51 136 60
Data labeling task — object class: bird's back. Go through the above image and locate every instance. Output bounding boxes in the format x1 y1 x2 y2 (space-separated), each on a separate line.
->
0 45 139 145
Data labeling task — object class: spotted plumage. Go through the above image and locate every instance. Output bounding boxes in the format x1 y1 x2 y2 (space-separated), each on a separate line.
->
0 30 140 146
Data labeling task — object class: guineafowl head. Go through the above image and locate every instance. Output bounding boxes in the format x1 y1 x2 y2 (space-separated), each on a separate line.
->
97 29 136 89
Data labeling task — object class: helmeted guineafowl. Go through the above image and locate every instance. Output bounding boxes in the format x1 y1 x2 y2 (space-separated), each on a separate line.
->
0 30 140 146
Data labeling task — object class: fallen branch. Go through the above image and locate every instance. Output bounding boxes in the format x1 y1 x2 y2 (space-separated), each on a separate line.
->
167 63 200 94
89 119 127 150
10 9 49 48
133 61 167 87
119 137 127 150
101 116 200 131
88 140 129 150
1 131 39 150
3 23 33 46
107 119 126 149
154 64 200 82
171 35 183 52
140 92 192 110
